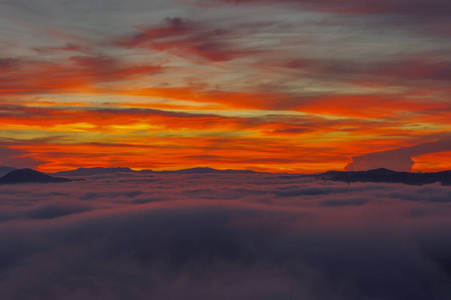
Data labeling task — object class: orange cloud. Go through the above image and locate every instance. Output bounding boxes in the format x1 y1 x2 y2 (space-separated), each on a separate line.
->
412 151 451 173
2 94 449 173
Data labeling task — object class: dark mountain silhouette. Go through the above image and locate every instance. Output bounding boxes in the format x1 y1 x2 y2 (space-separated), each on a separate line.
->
0 169 72 184
52 167 137 177
160 167 217 174
159 167 258 174
316 168 451 186
0 166 17 177
51 166 257 176
7 165 450 186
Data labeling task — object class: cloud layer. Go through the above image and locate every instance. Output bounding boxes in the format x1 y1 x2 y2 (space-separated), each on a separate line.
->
0 173 450 299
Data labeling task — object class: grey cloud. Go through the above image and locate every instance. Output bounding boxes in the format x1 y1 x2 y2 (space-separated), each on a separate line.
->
214 0 451 19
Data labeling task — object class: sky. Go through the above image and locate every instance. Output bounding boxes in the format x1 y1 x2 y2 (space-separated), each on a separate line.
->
1 0 450 173
1 172 451 299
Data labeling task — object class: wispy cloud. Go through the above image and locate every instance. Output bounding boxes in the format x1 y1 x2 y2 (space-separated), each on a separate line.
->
116 17 258 62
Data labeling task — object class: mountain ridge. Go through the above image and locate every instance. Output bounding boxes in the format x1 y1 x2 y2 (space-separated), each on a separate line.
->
50 166 259 176
316 168 451 186
1 166 450 186
52 167 136 177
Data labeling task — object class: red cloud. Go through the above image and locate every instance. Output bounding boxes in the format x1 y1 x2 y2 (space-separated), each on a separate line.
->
33 43 93 54
0 55 163 95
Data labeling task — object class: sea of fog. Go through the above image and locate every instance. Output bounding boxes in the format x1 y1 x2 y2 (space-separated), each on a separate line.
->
0 172 450 299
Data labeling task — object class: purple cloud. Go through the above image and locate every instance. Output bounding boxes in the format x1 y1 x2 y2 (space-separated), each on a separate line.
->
1 172 451 299
116 17 257 62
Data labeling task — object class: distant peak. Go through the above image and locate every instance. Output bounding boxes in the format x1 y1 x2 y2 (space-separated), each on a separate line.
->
0 168 71 184
10 168 40 174
75 167 133 171
365 168 397 174
184 167 216 171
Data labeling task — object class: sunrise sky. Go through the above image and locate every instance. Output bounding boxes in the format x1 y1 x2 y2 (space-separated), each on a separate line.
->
1 0 450 173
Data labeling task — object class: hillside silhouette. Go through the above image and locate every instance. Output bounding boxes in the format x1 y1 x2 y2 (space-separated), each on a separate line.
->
52 167 136 177
0 166 17 177
51 166 258 176
1 166 450 186
0 168 72 184
317 168 451 186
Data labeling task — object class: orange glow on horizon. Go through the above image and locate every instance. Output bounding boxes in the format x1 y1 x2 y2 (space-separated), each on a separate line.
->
1 5 450 173
412 152 451 173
